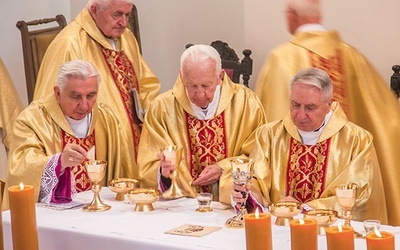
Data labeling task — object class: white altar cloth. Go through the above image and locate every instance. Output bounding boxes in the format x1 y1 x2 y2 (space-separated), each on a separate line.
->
2 188 400 250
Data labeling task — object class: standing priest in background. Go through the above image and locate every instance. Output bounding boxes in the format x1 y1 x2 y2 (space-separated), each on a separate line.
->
34 0 160 180
255 0 400 225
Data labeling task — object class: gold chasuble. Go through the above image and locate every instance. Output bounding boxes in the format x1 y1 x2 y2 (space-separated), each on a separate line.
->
286 138 330 203
61 131 95 192
255 30 400 225
3 94 126 210
138 73 266 205
186 113 228 194
250 102 387 223
34 8 160 179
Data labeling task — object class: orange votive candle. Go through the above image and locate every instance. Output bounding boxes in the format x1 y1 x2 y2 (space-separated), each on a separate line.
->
8 183 39 250
244 209 272 250
325 225 354 250
290 218 317 250
366 231 395 250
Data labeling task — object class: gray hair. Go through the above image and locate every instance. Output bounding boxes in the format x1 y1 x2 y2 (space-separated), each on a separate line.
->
56 60 100 91
287 0 321 19
180 44 222 78
87 0 133 10
289 68 333 101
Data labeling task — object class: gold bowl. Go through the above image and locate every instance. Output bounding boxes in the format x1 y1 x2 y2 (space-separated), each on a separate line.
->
269 201 301 226
128 188 160 212
304 209 338 235
108 178 140 201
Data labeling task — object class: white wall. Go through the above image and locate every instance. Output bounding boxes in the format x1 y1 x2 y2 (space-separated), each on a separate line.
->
1 0 399 104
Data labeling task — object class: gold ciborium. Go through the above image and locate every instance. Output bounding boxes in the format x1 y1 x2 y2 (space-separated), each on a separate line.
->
335 183 358 226
108 178 140 201
160 145 189 199
225 157 254 228
128 188 160 212
269 201 301 226
83 160 111 212
304 209 338 235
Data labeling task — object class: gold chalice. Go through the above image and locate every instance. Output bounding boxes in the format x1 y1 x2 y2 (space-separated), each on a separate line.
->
269 201 301 226
304 209 338 235
335 183 358 226
83 160 111 212
128 188 160 212
160 145 189 199
225 157 254 228
108 178 140 201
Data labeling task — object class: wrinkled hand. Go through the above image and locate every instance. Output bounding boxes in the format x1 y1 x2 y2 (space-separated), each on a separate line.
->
232 183 250 206
61 144 88 171
158 151 176 179
192 164 223 186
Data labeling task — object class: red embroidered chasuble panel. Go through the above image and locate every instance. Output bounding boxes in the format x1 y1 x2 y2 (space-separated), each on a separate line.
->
185 112 228 193
285 138 331 203
61 130 96 192
101 47 141 159
309 50 350 118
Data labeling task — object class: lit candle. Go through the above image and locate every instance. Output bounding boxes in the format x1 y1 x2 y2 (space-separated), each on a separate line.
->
366 228 395 250
325 223 354 250
244 208 272 250
290 218 317 250
8 183 39 250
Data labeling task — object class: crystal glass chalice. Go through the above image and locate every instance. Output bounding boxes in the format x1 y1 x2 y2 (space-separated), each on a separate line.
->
225 157 254 228
334 183 358 226
83 160 111 212
160 145 189 199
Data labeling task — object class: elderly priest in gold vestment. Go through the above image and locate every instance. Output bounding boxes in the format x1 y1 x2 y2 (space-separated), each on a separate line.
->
34 0 160 180
3 60 126 210
255 0 400 225
248 68 387 223
138 45 267 206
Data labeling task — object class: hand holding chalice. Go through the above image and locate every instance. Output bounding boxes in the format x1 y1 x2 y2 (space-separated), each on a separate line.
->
83 160 111 212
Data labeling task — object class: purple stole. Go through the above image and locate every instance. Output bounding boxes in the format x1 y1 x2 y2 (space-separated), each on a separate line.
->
285 138 331 203
101 47 141 160
61 130 95 192
185 112 228 193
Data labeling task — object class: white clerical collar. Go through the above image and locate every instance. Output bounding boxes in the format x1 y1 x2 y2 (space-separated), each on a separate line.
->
65 113 92 138
187 84 221 120
296 23 326 33
106 38 118 50
298 109 332 145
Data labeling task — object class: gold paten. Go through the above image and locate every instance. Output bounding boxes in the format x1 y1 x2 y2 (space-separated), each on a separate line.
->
269 201 301 226
128 188 160 212
304 209 338 235
108 178 140 201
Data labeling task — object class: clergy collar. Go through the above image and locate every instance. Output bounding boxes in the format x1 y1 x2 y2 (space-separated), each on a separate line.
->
297 109 333 145
65 113 92 138
186 84 221 120
296 23 326 33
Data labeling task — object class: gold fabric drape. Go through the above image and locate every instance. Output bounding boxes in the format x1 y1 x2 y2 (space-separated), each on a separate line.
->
255 30 400 225
250 102 388 223
3 94 126 210
0 58 23 182
34 8 160 179
138 73 266 204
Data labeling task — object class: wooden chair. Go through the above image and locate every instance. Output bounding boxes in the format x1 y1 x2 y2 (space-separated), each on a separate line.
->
186 40 253 87
16 14 67 103
391 65 400 99
128 4 142 53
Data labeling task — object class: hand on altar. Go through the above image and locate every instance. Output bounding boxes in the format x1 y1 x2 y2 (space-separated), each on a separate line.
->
192 164 223 186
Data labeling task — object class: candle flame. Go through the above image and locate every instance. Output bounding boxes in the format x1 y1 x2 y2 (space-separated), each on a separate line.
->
19 182 24 190
255 207 259 219
299 218 305 225
338 222 343 232
374 226 382 237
